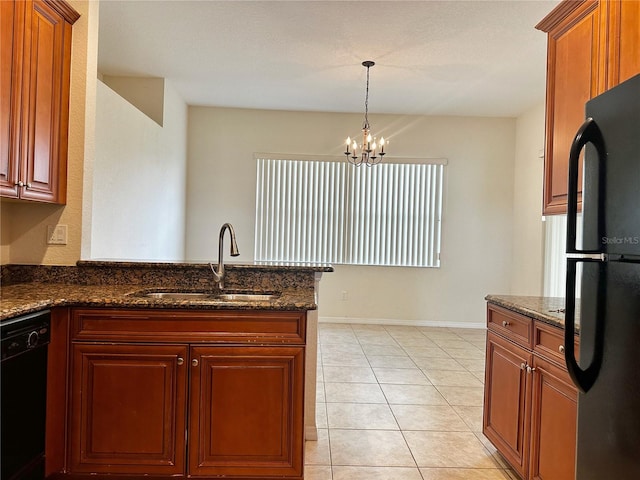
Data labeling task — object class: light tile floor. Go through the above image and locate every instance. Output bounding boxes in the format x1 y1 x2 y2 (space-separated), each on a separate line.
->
305 323 519 480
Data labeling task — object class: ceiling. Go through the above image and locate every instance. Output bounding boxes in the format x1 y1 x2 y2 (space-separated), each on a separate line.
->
97 0 559 118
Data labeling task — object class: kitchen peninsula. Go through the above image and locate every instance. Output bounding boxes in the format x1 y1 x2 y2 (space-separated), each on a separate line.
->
1 261 332 480
484 295 579 480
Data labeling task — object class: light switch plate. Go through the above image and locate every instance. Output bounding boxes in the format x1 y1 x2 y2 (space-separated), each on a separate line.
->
47 224 68 245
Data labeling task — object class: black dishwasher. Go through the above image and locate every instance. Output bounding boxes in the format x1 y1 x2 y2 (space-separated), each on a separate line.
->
1 310 51 480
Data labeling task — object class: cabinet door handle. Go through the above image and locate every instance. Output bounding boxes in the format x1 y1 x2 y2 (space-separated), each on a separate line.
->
15 181 24 187
177 357 184 366
558 345 565 354
502 320 511 327
25 182 31 189
520 362 527 370
192 359 199 367
527 365 536 374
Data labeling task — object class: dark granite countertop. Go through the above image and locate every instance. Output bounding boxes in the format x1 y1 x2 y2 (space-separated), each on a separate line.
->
0 262 332 321
485 294 575 331
77 260 334 272
0 283 317 320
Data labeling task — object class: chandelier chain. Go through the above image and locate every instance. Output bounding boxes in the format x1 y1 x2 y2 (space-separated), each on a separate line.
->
363 64 370 129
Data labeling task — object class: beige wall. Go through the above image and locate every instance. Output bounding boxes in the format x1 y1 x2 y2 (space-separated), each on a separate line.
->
0 0 547 320
89 79 187 260
1 0 98 265
186 108 517 326
510 102 545 295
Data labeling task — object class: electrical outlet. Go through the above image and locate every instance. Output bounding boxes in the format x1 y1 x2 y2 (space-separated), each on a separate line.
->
47 225 68 245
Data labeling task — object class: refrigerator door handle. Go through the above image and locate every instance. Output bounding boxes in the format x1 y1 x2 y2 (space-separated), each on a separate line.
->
564 258 605 393
567 117 606 254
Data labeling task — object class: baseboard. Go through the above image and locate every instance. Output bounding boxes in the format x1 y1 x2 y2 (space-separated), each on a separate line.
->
305 425 318 441
319 316 486 330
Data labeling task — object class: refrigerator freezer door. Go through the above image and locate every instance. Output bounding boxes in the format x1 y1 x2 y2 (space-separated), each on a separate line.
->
576 260 640 480
582 74 640 255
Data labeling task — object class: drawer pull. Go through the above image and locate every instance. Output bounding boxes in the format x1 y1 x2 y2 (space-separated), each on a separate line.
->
502 320 511 327
559 345 565 354
192 359 199 367
177 357 184 366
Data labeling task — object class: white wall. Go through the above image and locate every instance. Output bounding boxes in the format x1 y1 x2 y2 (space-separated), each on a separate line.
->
186 108 516 327
90 79 187 260
510 102 545 295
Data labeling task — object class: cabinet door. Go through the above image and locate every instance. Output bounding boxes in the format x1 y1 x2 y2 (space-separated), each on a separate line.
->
69 343 188 475
189 345 304 478
540 0 602 215
483 332 532 478
19 0 72 203
529 356 578 480
0 0 23 198
606 0 640 87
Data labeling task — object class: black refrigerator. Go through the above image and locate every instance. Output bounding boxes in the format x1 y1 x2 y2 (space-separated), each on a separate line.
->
564 73 640 479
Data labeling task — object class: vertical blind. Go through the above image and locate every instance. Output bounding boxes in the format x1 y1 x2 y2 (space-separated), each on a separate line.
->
255 157 445 267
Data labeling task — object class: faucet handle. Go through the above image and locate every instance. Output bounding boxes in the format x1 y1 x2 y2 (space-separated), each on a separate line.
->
209 262 222 282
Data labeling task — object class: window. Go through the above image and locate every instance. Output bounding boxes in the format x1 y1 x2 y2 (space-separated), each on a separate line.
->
255 156 445 267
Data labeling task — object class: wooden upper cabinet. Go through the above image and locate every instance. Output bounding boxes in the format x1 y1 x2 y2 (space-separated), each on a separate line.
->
1 0 24 197
537 0 602 215
0 0 79 203
606 0 640 86
536 0 640 215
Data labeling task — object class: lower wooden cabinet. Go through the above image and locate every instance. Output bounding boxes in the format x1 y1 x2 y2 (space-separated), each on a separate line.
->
66 308 307 479
484 304 577 480
189 346 304 477
69 344 188 475
484 331 532 479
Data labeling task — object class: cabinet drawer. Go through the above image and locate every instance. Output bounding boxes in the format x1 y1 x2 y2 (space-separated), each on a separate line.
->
71 308 306 344
533 320 579 366
487 305 532 348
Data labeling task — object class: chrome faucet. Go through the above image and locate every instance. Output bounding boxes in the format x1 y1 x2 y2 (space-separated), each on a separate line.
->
209 223 240 289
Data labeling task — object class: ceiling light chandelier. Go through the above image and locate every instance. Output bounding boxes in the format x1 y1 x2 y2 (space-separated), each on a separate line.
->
345 61 387 166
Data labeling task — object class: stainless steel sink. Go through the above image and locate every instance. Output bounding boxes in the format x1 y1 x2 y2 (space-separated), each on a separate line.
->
137 291 279 302
215 293 278 301
143 292 216 301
